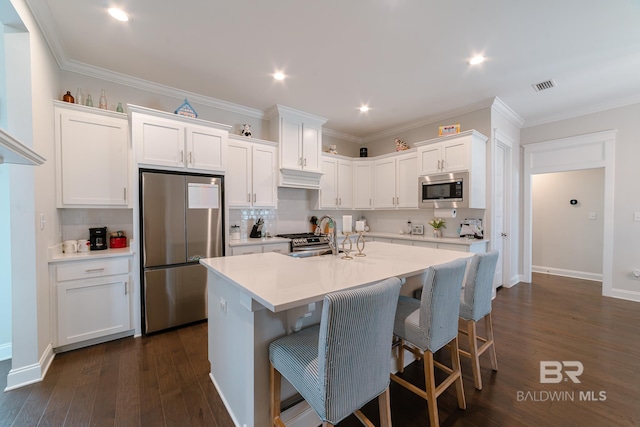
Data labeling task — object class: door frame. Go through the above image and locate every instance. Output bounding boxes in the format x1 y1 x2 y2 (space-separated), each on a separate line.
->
523 130 615 297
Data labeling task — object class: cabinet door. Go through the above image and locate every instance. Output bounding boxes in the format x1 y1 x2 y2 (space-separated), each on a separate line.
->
413 241 438 249
418 144 442 175
252 145 277 207
57 275 131 346
442 139 469 172
231 246 261 256
354 162 373 209
337 160 353 208
320 157 338 208
280 118 302 170
263 243 290 254
186 125 226 172
57 108 129 207
373 158 396 208
134 114 184 167
396 154 417 208
227 142 252 207
302 124 321 172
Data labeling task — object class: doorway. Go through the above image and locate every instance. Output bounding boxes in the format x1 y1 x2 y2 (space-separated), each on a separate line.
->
523 130 615 296
492 130 513 290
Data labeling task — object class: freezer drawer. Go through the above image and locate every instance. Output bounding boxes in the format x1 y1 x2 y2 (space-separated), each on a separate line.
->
143 263 207 333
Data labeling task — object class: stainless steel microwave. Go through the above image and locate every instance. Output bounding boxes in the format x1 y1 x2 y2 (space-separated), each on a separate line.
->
418 172 469 208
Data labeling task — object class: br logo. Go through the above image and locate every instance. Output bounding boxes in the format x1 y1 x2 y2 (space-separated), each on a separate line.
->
540 361 584 383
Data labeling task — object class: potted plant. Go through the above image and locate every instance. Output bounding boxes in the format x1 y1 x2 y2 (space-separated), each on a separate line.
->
428 218 446 238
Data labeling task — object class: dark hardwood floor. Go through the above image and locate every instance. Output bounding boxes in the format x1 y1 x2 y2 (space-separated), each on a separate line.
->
1 273 639 426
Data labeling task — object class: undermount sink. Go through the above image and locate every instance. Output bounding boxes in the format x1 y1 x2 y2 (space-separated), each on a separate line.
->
287 249 340 258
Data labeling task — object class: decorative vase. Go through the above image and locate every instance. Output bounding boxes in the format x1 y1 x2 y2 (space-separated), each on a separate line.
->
433 228 443 238
99 89 107 110
62 91 74 103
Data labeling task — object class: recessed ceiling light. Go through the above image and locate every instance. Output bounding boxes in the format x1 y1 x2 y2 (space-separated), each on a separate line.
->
359 105 370 112
273 72 285 81
468 55 485 65
108 7 129 22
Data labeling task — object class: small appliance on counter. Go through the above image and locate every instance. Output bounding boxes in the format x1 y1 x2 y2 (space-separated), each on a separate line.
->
459 219 483 239
250 218 264 238
89 227 108 250
109 231 127 248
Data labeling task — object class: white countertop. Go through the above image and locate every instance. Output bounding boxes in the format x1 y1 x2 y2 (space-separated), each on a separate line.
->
228 236 291 247
49 247 134 263
200 241 473 312
366 231 489 246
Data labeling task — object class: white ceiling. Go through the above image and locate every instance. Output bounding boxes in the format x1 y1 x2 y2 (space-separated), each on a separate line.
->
25 0 640 139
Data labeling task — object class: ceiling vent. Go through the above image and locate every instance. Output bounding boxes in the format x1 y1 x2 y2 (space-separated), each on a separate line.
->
532 79 557 92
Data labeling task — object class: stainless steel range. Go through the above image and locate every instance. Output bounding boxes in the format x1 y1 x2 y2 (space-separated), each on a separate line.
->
276 232 331 255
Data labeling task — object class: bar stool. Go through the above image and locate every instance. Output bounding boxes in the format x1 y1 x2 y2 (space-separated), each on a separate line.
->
391 258 468 427
458 251 499 390
269 277 402 427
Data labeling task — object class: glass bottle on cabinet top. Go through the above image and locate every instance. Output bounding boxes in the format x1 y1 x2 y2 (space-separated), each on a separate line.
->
86 93 93 107
75 88 84 105
99 89 107 110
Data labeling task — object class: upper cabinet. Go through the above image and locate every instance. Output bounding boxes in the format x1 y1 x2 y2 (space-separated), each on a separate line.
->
317 155 353 209
130 105 230 173
372 151 417 209
416 130 487 176
268 105 327 189
353 160 373 209
54 101 130 208
227 135 277 208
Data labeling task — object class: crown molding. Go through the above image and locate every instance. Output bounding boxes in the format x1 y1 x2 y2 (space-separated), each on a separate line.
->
522 93 640 128
322 127 363 144
361 98 495 143
491 96 525 128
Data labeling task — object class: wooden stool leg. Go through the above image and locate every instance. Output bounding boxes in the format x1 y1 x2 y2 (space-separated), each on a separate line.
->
485 313 498 371
397 338 405 374
467 319 483 390
378 387 392 427
270 363 283 426
424 351 439 427
450 337 466 410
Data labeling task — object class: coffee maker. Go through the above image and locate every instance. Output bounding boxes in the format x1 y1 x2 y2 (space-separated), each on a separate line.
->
89 227 108 250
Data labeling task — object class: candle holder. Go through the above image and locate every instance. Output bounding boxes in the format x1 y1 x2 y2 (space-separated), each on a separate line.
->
355 232 366 257
341 232 354 260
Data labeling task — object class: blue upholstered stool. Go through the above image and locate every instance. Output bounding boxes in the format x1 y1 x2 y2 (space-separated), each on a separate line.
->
391 258 468 427
458 251 499 390
269 277 402 427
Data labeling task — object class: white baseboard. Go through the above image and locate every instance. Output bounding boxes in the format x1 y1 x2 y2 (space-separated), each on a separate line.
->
607 288 640 303
0 342 11 361
532 266 602 282
5 343 55 391
209 372 243 427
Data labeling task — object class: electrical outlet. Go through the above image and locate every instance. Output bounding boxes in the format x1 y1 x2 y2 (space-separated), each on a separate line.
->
219 297 227 313
589 212 597 220
634 212 640 222
412 224 424 235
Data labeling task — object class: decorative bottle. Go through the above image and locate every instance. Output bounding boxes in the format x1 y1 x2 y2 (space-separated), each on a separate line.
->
62 91 74 103
116 102 124 113
75 88 84 105
86 93 93 107
99 89 107 110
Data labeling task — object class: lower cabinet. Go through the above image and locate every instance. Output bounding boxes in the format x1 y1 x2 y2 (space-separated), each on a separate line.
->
373 237 487 253
230 242 290 256
51 255 133 350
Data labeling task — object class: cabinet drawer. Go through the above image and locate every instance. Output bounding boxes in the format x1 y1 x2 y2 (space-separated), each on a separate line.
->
437 243 468 252
56 257 130 281
263 243 290 254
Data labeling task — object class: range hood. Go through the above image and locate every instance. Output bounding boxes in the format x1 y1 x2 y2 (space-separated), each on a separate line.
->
0 128 45 166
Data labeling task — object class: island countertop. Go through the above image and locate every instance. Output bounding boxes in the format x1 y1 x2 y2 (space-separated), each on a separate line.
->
200 241 473 312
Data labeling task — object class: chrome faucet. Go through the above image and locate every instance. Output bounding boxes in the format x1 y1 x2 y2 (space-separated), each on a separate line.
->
316 215 338 256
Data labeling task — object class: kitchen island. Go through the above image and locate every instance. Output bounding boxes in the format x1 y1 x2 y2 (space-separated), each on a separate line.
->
200 242 473 427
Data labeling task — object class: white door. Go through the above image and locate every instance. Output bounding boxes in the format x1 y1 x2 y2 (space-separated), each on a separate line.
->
186 125 226 172
280 118 302 170
337 160 353 208
396 154 417 208
373 158 396 208
227 142 251 207
354 162 373 209
302 125 321 172
252 145 277 207
320 158 338 208
418 145 442 175
442 139 469 172
493 138 511 290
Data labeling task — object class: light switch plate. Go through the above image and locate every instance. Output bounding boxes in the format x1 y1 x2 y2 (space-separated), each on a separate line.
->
589 212 597 220
634 212 640 222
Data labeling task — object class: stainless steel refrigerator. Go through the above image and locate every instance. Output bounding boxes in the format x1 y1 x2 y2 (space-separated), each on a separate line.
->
140 170 224 334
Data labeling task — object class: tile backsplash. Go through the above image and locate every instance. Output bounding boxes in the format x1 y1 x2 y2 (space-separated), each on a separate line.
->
59 208 133 241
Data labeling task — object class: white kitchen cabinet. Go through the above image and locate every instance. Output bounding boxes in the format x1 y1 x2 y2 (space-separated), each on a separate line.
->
230 242 290 256
372 151 417 209
416 130 487 175
268 105 327 188
131 106 230 173
54 101 129 208
51 255 133 350
353 160 373 209
227 136 277 208
319 155 353 209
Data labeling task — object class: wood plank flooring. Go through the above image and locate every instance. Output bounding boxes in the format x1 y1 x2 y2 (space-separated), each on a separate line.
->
1 273 639 426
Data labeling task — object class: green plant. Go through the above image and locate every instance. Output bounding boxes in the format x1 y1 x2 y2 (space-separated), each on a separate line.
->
428 218 446 229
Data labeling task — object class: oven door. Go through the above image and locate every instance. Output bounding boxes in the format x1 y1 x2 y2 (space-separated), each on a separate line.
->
419 172 469 208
